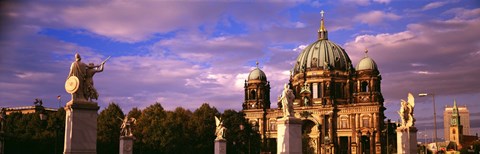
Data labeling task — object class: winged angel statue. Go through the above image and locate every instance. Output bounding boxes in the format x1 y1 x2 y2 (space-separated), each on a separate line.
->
120 116 136 137
215 116 227 140
398 93 415 127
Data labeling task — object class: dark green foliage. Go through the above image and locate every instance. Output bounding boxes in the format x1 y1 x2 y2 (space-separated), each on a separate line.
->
162 107 194 153
190 103 220 153
133 102 167 153
97 102 124 154
3 102 262 154
127 107 141 119
222 109 261 154
4 108 65 154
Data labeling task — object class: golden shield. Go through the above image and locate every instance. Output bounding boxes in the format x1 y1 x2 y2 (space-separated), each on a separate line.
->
65 76 80 94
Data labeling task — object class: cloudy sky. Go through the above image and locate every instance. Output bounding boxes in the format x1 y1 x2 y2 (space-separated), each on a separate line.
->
1 0 479 139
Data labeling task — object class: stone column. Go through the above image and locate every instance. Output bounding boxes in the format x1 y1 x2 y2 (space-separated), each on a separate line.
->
63 101 100 154
328 117 332 141
277 117 302 154
357 131 362 154
396 127 417 154
214 139 227 154
370 131 375 154
348 136 351 154
119 136 134 154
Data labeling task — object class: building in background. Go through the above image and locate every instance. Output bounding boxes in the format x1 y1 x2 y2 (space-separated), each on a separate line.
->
3 99 57 115
444 100 478 150
448 100 463 147
444 100 470 141
243 13 386 154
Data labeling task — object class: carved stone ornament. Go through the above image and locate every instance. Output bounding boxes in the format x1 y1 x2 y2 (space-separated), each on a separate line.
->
125 142 133 151
65 76 80 94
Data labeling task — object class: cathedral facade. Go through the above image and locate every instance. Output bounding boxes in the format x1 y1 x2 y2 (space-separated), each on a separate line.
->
243 14 386 154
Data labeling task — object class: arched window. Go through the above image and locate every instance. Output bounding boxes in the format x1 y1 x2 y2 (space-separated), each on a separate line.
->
452 129 456 134
250 90 256 100
361 81 369 92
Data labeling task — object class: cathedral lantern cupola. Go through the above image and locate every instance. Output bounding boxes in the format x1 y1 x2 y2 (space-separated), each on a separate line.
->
243 62 271 110
355 49 383 104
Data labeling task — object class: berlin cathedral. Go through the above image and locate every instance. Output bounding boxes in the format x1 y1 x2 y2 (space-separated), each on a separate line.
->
242 13 386 154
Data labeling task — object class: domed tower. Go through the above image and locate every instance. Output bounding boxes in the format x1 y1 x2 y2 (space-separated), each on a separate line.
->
354 50 384 104
242 11 386 154
291 11 354 107
243 62 271 110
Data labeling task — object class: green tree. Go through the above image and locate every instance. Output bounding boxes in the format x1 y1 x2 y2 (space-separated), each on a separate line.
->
162 107 194 153
97 103 124 154
4 107 65 154
47 107 66 154
222 109 261 154
127 107 141 119
190 103 219 153
134 102 167 153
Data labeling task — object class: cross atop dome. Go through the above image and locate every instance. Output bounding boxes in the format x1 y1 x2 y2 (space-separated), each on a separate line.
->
318 10 328 40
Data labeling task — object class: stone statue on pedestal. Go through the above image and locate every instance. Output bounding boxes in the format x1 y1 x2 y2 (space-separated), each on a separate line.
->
63 53 107 154
396 92 418 154
398 93 415 127
279 84 295 117
120 116 136 137
65 53 109 102
215 116 226 140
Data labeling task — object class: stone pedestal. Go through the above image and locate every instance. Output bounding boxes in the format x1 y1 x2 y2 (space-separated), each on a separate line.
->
214 139 226 154
375 143 381 154
120 136 134 154
277 117 302 154
351 143 357 154
63 101 100 154
396 127 417 154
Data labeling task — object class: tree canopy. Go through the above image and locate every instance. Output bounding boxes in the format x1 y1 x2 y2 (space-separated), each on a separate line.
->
97 103 124 154
3 102 261 154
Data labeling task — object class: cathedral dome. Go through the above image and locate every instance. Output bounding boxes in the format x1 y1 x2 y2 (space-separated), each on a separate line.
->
292 12 352 75
356 50 378 71
248 66 267 81
293 38 352 74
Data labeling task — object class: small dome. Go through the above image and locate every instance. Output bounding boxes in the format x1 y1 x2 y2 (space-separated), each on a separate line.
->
356 56 378 71
248 67 267 81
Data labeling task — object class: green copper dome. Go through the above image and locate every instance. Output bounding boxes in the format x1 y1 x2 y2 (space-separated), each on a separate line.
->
293 39 353 74
292 12 353 75
248 67 267 81
356 56 378 71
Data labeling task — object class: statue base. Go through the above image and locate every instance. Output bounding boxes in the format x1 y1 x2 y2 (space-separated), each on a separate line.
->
214 139 227 154
351 143 357 154
277 116 302 154
396 126 417 154
63 100 100 154
120 136 134 154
